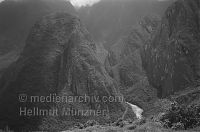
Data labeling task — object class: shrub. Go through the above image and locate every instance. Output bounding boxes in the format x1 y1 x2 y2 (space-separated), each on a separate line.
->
84 120 99 127
113 118 125 127
171 122 184 130
73 122 85 129
160 102 200 130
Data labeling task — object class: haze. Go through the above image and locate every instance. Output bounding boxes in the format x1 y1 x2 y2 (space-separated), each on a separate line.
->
0 0 172 7
0 0 101 7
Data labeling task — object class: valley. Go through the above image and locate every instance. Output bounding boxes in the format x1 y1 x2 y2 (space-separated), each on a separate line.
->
0 0 199 131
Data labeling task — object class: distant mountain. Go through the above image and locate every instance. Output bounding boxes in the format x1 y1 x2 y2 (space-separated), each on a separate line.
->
0 0 76 55
0 12 125 131
78 0 173 49
142 0 200 97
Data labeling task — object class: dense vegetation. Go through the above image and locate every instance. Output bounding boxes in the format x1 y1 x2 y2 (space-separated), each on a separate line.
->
161 102 200 130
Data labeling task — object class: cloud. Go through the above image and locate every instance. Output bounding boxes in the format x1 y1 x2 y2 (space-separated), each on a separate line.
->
70 0 101 7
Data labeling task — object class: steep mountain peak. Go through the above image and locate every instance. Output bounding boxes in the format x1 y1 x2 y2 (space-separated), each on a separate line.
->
0 0 76 54
0 12 125 131
143 0 200 97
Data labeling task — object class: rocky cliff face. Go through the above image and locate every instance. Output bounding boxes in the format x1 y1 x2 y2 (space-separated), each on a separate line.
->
142 0 200 97
0 13 124 131
105 15 160 110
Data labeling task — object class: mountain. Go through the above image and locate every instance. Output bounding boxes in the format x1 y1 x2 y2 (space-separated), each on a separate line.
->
105 15 161 110
78 0 173 49
0 13 125 131
142 0 200 97
0 0 76 85
0 0 76 55
0 50 18 78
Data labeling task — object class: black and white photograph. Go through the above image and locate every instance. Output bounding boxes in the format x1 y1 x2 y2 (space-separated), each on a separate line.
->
0 0 199 131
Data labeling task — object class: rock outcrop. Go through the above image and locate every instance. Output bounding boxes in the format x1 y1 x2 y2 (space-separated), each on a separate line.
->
0 13 124 131
142 0 200 97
